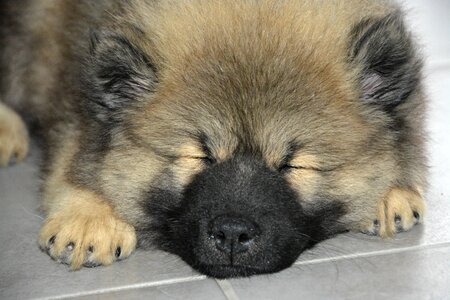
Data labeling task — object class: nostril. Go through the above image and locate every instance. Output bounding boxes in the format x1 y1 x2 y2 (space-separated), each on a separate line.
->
238 233 251 244
215 231 226 241
209 216 259 254
211 229 231 253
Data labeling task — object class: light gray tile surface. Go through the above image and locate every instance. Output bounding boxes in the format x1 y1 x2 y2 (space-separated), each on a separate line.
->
229 245 450 300
75 279 226 300
1 0 449 299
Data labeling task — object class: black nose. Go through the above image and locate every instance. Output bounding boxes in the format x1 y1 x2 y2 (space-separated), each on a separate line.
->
209 216 259 254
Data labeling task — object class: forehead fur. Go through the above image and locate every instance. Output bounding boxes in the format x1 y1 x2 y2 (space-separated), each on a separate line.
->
127 0 390 68
123 0 395 160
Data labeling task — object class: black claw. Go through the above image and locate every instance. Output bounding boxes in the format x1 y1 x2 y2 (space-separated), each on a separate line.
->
394 214 402 224
48 235 56 246
373 219 380 226
88 246 94 253
58 252 71 265
115 247 121 258
66 242 75 251
413 211 420 219
84 261 101 268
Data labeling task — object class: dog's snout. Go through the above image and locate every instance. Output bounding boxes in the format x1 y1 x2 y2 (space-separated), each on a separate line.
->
179 156 309 277
210 216 258 254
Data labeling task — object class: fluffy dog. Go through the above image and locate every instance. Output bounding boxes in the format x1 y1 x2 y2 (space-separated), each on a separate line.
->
0 0 426 278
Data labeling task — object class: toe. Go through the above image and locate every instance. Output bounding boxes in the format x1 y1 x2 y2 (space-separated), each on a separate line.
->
39 202 137 269
0 143 13 166
361 187 426 238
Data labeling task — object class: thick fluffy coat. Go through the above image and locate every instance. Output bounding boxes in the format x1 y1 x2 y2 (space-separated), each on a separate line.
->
0 0 426 278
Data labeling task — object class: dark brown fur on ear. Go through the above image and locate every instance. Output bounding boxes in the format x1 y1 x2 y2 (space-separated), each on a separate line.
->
349 12 422 113
83 31 158 124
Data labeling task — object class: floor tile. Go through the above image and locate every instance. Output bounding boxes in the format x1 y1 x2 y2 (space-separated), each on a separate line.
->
73 279 226 300
229 245 450 300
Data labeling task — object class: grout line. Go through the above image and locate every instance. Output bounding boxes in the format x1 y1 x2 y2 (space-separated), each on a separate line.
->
215 280 241 300
294 241 450 267
35 275 207 300
35 242 450 299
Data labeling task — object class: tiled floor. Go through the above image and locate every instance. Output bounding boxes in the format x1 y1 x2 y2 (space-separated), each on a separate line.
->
1 1 449 299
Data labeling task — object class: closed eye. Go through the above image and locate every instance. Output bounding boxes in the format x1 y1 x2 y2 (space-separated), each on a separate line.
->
188 155 215 165
279 163 342 173
199 156 215 165
197 132 216 165
278 164 316 173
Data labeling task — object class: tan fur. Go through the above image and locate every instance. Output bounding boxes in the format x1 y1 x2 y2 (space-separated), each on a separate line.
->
174 157 206 187
291 154 321 170
38 129 136 269
40 129 81 213
98 133 167 225
357 187 426 237
0 102 28 166
378 187 425 237
287 169 322 201
128 0 387 72
39 188 136 269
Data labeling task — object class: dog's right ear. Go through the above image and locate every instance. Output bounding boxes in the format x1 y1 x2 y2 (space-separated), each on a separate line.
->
83 30 157 123
348 12 421 113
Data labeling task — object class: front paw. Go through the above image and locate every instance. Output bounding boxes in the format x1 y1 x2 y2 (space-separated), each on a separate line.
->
39 202 137 269
361 187 425 237
0 103 29 166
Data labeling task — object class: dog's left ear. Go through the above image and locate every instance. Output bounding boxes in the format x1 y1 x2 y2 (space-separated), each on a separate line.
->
349 12 422 112
83 30 157 123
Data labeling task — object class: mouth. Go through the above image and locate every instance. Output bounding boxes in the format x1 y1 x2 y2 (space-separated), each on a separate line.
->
193 263 274 279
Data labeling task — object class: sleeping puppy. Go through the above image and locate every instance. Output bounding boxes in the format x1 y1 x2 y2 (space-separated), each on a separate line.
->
0 0 426 278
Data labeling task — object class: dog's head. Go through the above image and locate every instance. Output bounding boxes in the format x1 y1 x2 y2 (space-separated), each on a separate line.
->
79 2 422 278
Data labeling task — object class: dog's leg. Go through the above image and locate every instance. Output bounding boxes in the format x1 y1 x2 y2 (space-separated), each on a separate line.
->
0 101 29 166
38 134 137 269
362 187 426 237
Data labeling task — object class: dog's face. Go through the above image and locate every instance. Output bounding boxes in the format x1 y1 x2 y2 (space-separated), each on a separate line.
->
79 3 421 278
